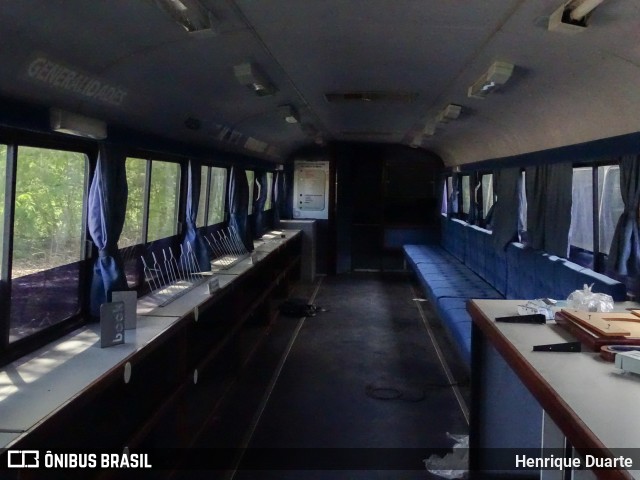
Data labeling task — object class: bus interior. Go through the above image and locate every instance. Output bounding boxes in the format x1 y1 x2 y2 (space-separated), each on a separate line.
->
0 1 639 479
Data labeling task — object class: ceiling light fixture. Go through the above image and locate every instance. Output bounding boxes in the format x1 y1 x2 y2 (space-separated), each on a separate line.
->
422 123 437 137
467 61 514 99
233 62 278 97
278 105 299 124
436 104 462 124
548 0 604 32
152 0 216 33
409 133 423 148
50 109 107 139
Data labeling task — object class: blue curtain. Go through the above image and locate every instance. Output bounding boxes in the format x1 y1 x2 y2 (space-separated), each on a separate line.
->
253 171 268 238
447 173 459 217
608 156 640 275
182 160 211 271
88 144 129 317
525 163 572 257
228 166 254 251
491 168 521 250
276 169 289 220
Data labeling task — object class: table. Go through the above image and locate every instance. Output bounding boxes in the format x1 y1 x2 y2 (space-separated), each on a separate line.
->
468 299 640 480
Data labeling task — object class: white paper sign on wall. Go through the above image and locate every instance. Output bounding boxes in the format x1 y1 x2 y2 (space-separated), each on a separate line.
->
292 160 329 220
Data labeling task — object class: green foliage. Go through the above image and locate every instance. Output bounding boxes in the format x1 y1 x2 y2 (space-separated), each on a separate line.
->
120 158 147 248
147 161 180 242
208 167 227 225
12 146 85 276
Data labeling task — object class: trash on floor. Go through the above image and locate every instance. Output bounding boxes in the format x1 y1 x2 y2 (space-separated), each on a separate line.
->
278 298 324 317
424 432 468 479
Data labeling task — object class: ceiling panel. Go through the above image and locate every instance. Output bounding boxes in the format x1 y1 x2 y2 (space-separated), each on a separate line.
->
0 1 638 164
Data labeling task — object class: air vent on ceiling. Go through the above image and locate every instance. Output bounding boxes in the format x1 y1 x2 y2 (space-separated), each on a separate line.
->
325 91 417 103
244 137 268 153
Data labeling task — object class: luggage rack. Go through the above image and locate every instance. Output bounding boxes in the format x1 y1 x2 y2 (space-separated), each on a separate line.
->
141 227 250 307
204 226 250 271
141 242 208 307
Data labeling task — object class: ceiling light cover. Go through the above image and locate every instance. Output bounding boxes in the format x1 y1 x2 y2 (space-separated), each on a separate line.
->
436 104 462 123
422 123 436 137
548 0 603 32
234 62 278 97
468 62 514 99
278 105 299 124
152 0 214 32
50 109 107 139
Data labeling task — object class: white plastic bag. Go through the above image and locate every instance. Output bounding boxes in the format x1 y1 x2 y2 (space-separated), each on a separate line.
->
567 284 614 312
424 432 468 479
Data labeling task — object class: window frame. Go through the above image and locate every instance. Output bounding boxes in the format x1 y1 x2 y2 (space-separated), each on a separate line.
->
460 174 471 219
440 175 451 217
264 171 274 211
0 133 97 366
206 165 228 227
146 159 182 243
246 169 255 216
566 159 621 272
478 171 495 228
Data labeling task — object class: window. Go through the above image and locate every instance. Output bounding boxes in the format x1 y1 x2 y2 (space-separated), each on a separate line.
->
481 174 494 220
10 146 87 341
569 167 594 252
518 170 527 238
566 163 623 264
207 167 227 225
598 165 624 254
246 170 255 215
461 175 471 215
120 158 147 248
196 166 208 227
264 172 274 210
440 177 448 216
147 161 180 242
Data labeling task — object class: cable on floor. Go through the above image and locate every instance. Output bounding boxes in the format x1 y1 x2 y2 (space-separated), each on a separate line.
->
365 382 460 403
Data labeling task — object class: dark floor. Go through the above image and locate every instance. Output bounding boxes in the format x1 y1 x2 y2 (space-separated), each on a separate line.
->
192 272 470 479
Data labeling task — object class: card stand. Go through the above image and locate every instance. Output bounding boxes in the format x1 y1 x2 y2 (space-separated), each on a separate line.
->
141 242 207 307
205 226 250 271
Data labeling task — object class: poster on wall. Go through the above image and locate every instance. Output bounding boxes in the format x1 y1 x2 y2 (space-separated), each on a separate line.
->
292 160 329 220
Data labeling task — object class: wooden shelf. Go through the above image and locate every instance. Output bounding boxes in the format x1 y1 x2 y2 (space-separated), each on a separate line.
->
0 230 302 478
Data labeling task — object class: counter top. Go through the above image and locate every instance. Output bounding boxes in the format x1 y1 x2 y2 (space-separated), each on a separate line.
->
468 299 640 479
0 229 300 448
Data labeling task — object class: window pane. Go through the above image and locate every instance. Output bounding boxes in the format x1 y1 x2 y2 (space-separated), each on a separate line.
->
148 161 180 242
13 147 85 275
11 146 86 341
519 171 527 235
440 178 448 215
461 176 470 214
264 172 274 210
482 174 494 219
246 170 255 215
120 158 147 248
196 166 208 227
207 167 227 225
598 165 624 254
569 167 594 251
0 144 6 269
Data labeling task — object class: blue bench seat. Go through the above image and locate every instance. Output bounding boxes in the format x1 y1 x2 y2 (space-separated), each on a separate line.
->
403 219 626 369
